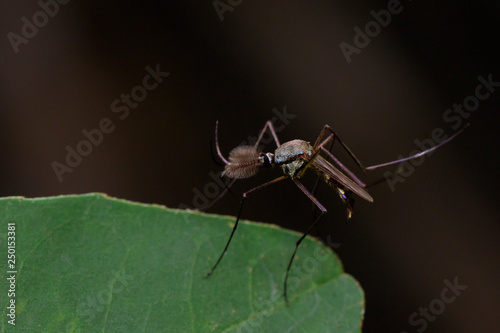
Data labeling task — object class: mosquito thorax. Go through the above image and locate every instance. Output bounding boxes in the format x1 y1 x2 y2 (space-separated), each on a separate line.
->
274 139 313 177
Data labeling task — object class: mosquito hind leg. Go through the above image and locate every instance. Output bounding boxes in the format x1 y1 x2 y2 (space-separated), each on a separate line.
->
362 124 470 187
364 124 470 170
253 120 281 149
283 178 327 305
204 175 287 277
209 120 283 210
309 136 335 238
313 125 368 170
312 125 368 187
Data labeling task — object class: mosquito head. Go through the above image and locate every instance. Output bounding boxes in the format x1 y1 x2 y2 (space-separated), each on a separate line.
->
222 146 275 179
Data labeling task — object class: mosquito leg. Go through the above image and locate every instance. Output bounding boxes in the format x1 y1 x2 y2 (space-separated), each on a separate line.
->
363 167 403 188
211 120 282 209
298 132 367 190
365 123 470 170
204 175 288 277
310 125 368 188
312 123 469 189
311 136 334 197
283 178 327 305
216 120 281 163
254 120 281 149
207 121 237 210
320 145 366 188
201 178 238 211
199 138 239 211
309 137 334 235
313 125 368 172
360 124 470 188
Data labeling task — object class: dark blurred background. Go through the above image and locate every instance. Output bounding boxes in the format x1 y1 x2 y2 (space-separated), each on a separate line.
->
1 1 499 332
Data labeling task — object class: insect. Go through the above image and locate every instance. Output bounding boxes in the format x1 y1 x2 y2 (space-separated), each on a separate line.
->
205 120 468 304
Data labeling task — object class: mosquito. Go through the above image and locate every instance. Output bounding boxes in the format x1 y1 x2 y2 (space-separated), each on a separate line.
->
205 120 468 304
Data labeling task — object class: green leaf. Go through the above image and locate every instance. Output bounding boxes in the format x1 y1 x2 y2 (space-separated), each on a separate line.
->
0 193 364 332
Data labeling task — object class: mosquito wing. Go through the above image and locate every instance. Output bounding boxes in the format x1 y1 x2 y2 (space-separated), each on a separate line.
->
312 155 374 202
